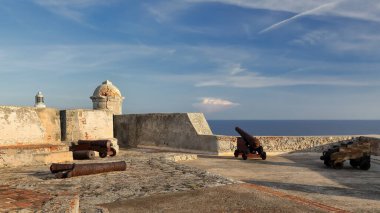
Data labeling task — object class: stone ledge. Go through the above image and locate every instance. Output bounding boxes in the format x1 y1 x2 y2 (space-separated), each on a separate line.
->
0 144 73 167
162 153 198 162
0 143 69 152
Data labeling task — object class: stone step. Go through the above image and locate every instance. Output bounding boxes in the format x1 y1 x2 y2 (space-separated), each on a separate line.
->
0 143 69 153
34 151 73 165
0 144 73 167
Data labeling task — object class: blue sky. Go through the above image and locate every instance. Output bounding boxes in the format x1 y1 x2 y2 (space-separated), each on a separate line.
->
1 0 379 119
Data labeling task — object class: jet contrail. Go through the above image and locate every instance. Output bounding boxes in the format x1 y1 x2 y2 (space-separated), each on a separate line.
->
259 1 339 34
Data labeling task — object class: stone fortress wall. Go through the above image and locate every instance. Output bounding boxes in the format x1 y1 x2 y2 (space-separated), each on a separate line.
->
0 106 61 146
1 106 379 167
114 113 221 153
113 113 380 156
61 109 119 152
61 109 114 141
0 106 72 167
0 107 117 167
1 80 379 167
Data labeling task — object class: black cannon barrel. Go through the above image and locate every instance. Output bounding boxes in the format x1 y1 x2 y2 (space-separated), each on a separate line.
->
78 140 111 148
73 150 96 160
235 127 260 148
52 161 127 178
67 161 126 178
50 163 75 173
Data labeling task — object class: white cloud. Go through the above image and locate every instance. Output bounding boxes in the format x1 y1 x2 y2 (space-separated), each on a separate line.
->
193 97 239 112
291 30 335 46
36 0 110 7
185 0 331 13
290 28 380 54
195 71 368 88
229 63 246 75
2 43 378 88
144 2 190 23
149 0 380 34
259 2 339 33
0 44 176 74
186 0 380 24
324 0 380 23
34 0 117 26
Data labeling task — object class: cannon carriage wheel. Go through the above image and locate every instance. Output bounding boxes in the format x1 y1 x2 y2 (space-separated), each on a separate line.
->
99 152 107 158
349 159 360 168
359 156 371 170
242 153 248 160
234 150 239 158
110 148 117 157
261 152 267 160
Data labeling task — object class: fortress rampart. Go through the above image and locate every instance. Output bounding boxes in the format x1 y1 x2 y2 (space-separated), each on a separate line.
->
0 106 72 167
60 109 114 141
113 113 380 156
0 80 378 167
0 106 61 146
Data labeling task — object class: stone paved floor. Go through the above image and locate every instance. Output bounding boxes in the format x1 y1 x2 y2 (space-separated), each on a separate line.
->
0 185 51 211
183 153 380 212
2 148 378 212
103 183 329 213
0 148 235 212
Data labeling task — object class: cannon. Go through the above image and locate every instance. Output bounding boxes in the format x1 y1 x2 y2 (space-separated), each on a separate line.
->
50 161 127 178
320 141 371 170
234 127 266 160
70 140 116 158
72 150 96 160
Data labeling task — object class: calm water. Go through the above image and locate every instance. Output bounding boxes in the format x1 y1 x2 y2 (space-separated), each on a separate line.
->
207 120 380 136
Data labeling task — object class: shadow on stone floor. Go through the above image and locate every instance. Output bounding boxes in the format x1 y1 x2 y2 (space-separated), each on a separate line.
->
29 171 55 180
243 179 380 201
193 145 380 203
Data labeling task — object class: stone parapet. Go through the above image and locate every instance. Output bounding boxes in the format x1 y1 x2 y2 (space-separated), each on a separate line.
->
214 135 380 156
259 135 357 152
358 136 380 155
0 144 73 167
114 113 214 149
214 135 360 155
0 106 61 146
114 112 378 155
61 109 113 142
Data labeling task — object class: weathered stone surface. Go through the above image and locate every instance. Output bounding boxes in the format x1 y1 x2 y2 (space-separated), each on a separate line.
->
259 136 357 152
187 113 213 135
114 113 218 153
61 109 113 142
90 80 124 115
358 136 380 155
0 148 234 212
0 144 73 167
0 106 61 146
0 106 72 167
113 113 370 155
162 153 198 162
215 135 360 154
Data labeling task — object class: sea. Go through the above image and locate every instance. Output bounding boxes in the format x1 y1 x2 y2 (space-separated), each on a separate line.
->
207 120 380 136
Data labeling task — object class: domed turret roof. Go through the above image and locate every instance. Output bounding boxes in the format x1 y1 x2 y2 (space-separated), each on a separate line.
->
91 80 122 98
